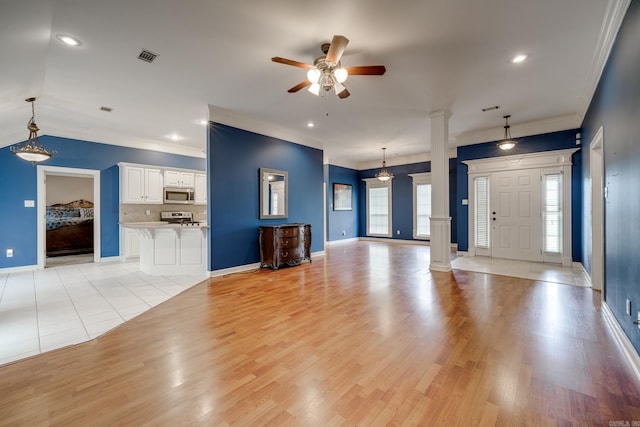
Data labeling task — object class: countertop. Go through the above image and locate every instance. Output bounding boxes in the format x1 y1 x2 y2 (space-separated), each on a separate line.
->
121 221 209 229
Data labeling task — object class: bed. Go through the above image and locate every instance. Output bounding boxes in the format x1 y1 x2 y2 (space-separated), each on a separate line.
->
46 199 94 257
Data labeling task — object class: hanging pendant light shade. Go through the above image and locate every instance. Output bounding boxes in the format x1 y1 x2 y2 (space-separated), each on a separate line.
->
497 115 517 150
375 147 394 182
10 97 57 164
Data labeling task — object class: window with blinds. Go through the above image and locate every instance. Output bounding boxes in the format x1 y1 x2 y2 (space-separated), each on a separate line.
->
474 176 489 248
368 186 390 236
416 183 432 237
543 173 562 253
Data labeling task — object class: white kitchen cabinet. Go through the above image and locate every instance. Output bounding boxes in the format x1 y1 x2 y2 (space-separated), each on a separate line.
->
121 227 140 258
194 173 207 204
164 170 195 188
120 164 163 204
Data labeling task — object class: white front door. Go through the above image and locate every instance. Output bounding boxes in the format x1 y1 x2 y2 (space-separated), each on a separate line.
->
490 169 543 262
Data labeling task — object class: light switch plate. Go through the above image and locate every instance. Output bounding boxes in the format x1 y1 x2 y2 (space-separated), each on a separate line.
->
24 200 35 208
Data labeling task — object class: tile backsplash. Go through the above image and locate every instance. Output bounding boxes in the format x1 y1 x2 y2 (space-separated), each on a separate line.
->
120 204 207 223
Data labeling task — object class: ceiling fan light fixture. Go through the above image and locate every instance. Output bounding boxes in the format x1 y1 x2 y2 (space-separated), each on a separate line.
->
308 83 321 96
497 115 517 150
10 97 57 165
306 68 321 83
333 82 346 95
333 67 348 83
375 147 394 182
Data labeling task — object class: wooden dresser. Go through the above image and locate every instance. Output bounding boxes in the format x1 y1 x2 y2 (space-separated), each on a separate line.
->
259 223 311 270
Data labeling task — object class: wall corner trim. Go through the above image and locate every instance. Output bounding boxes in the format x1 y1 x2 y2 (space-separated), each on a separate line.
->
602 302 640 382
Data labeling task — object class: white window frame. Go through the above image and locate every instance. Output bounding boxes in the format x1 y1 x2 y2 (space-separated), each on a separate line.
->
363 177 393 237
409 173 431 240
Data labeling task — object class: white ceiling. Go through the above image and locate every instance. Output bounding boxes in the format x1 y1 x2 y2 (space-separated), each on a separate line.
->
0 0 629 169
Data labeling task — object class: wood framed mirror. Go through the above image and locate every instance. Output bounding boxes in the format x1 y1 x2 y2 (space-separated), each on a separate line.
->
260 168 288 219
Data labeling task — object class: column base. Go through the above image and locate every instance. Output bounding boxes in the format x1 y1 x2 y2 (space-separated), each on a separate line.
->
429 216 452 272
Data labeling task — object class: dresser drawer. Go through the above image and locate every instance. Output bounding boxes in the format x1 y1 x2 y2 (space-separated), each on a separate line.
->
278 227 299 238
278 236 300 249
279 246 302 262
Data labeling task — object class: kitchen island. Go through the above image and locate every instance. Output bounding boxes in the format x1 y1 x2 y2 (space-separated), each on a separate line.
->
120 222 208 275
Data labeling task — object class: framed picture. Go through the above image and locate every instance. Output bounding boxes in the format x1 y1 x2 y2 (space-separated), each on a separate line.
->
333 183 352 211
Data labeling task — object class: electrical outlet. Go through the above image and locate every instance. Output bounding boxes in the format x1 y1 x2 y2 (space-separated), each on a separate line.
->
637 311 640 330
342 230 346 236
6 249 13 258
627 299 632 315
145 209 151 216
396 230 401 235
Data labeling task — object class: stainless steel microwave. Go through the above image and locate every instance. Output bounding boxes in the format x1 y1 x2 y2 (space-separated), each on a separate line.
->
164 187 195 204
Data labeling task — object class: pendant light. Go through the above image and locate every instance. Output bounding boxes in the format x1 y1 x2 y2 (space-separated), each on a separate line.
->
10 97 57 164
497 115 517 150
375 147 394 182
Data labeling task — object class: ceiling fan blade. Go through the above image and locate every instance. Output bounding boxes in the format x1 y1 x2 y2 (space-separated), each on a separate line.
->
326 35 349 65
345 65 387 75
338 88 351 99
271 57 312 69
288 80 311 93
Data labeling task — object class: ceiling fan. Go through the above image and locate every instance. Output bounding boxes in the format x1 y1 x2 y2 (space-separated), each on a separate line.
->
271 35 386 99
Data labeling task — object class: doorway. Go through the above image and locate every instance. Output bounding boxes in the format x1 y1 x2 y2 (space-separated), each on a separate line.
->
489 168 543 262
37 166 101 268
465 148 578 266
590 127 604 291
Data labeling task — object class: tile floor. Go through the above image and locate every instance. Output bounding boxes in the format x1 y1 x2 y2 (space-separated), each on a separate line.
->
0 259 207 366
451 255 591 287
0 253 591 367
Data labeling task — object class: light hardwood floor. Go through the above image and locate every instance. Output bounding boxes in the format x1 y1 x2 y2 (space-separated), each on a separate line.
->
1 241 639 426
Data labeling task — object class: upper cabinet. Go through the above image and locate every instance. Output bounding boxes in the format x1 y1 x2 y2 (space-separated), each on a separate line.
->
120 164 164 204
119 163 205 205
164 170 195 188
194 173 207 205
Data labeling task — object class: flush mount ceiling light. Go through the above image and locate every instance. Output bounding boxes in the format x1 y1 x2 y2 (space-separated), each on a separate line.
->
10 97 57 164
375 147 394 182
56 34 82 47
497 115 518 150
511 54 528 64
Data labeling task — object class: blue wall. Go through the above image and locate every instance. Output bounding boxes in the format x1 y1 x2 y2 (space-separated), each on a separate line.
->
326 164 359 241
455 129 582 260
0 136 205 268
208 123 324 270
581 0 640 352
356 159 457 243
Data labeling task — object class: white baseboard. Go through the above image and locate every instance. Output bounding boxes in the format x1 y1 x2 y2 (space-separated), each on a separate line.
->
99 256 123 263
456 251 469 257
359 237 429 246
209 262 261 278
326 238 359 246
0 264 38 274
602 302 640 382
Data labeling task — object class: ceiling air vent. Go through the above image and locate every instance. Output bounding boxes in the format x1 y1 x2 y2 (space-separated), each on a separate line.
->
137 49 158 63
100 106 113 112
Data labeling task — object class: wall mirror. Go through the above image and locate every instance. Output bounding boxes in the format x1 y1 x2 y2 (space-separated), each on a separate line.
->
260 168 288 219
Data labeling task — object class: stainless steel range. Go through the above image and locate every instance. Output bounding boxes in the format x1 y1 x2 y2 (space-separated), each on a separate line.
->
160 211 201 226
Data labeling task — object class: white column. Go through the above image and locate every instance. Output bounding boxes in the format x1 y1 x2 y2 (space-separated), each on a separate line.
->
429 110 452 272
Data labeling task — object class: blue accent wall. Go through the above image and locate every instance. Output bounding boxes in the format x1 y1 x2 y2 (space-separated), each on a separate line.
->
207 123 324 270
581 0 640 353
327 164 359 241
356 159 457 243
0 136 205 269
456 129 582 259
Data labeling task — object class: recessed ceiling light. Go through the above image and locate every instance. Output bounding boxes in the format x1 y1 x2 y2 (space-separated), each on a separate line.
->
169 134 181 141
306 122 315 128
56 34 82 47
511 54 528 64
